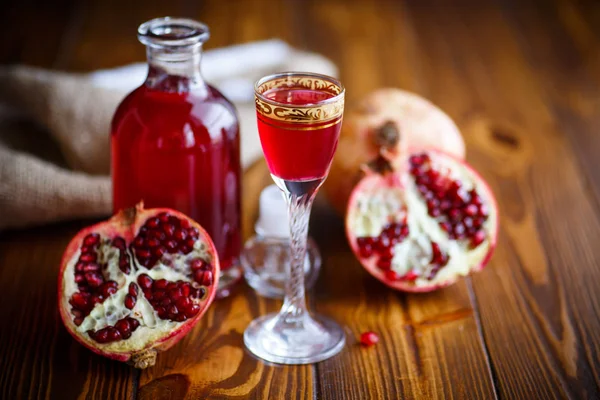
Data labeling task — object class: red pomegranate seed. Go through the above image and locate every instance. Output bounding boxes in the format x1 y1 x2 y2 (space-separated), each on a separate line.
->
143 290 152 300
180 245 193 255
180 219 191 229
431 242 443 264
133 236 145 248
360 331 380 347
194 270 213 286
70 293 89 310
185 304 200 318
440 200 452 211
185 238 196 248
449 208 461 221
153 290 165 300
176 297 191 310
138 274 153 289
74 317 84 326
376 258 392 270
124 295 137 310
100 283 117 298
149 230 166 241
478 204 489 217
168 305 179 317
147 238 160 248
153 246 166 258
147 218 160 228
166 240 178 251
464 204 478 216
82 263 100 272
191 287 206 299
359 245 374 258
471 230 486 247
379 246 394 260
92 329 108 343
128 282 138 296
190 259 204 271
112 237 126 250
188 228 199 239
115 319 131 338
85 272 103 287
90 294 103 304
128 318 140 330
453 223 466 238
174 229 187 241
163 224 175 237
75 262 86 272
106 327 121 342
169 288 183 300
161 297 172 306
74 273 85 284
181 283 191 297
137 248 151 259
384 270 400 281
79 253 97 263
83 233 100 247
154 279 168 289
158 212 170 223
400 270 419 281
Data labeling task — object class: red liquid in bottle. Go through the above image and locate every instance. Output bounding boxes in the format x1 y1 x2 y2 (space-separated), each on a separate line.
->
257 88 342 181
111 83 241 270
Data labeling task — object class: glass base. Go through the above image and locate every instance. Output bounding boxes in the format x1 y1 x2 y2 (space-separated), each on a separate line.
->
244 312 345 364
216 263 243 299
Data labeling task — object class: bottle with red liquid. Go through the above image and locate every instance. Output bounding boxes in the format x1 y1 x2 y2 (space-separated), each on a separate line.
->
111 17 242 298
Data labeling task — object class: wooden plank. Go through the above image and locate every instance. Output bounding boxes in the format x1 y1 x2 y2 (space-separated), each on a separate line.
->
407 0 600 398
296 1 497 398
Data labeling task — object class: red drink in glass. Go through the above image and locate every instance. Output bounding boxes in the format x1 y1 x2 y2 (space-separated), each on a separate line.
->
257 88 342 181
112 84 241 270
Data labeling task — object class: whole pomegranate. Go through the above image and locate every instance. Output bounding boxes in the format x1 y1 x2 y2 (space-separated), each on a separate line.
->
346 150 497 292
325 88 465 215
58 204 219 368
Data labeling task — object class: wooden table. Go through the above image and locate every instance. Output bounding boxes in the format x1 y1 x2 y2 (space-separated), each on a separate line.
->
1 0 599 398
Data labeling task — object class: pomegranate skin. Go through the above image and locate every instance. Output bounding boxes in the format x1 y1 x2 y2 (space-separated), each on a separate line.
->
346 150 498 293
325 88 465 216
57 204 220 368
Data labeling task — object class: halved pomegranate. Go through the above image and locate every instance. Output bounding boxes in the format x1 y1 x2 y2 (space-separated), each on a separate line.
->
346 150 497 292
58 204 219 368
325 88 466 215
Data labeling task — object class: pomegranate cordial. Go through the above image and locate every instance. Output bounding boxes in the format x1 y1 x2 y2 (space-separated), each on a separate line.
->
111 18 241 298
58 204 219 368
346 150 498 292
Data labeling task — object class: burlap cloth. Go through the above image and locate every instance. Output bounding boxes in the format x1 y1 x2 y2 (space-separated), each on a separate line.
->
0 40 336 230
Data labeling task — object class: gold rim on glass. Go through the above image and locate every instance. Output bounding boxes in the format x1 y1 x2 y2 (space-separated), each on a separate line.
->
254 72 345 124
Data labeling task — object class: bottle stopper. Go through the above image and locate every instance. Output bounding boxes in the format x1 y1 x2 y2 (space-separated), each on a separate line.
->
255 184 290 238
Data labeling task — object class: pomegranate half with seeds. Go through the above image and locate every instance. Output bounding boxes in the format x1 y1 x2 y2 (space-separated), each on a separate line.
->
346 150 497 292
325 88 465 215
58 204 219 368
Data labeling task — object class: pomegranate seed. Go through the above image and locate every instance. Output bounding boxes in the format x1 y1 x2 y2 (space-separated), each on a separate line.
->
174 229 187 241
440 222 452 233
430 208 441 217
153 290 165 300
147 238 160 248
449 208 462 221
472 218 483 228
137 248 151 259
471 191 482 205
478 204 489 217
74 273 85 284
85 272 103 287
115 319 131 338
79 253 97 263
124 295 137 310
359 244 374 258
112 237 126 250
186 238 196 248
149 230 166 241
180 219 192 229
176 297 191 310
156 306 168 319
168 304 179 316
376 257 392 270
192 287 206 299
471 230 486 247
431 242 443 264
167 281 178 291
143 290 153 300
83 233 100 247
188 228 199 239
138 274 153 289
147 218 160 228
180 245 193 255
129 318 140 330
185 304 200 318
128 282 138 296
158 212 170 223
100 283 117 298
90 295 103 304
453 223 466 238
161 297 172 306
74 317 84 326
75 262 86 272
400 270 419 281
384 270 400 281
190 259 204 271
464 217 474 229
106 327 121 342
153 246 166 258
169 288 183 300
440 200 452 211
464 204 478 216
166 240 178 251
194 270 213 286
83 263 100 272
181 283 191 297
154 279 168 289
70 293 89 310
163 224 175 237
92 329 109 343
133 237 145 248
417 184 428 195
360 331 380 347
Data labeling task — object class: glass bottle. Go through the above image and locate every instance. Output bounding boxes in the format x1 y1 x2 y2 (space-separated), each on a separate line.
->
111 17 242 298
242 185 321 298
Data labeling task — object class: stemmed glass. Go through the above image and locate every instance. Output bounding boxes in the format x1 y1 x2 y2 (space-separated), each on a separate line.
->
244 72 346 364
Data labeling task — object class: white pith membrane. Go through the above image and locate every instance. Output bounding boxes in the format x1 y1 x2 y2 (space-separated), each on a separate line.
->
349 155 496 288
62 234 212 353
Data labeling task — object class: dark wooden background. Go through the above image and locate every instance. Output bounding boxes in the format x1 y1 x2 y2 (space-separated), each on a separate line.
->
1 0 599 399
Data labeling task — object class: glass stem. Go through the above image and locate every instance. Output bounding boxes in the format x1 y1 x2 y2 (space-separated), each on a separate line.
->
280 187 318 325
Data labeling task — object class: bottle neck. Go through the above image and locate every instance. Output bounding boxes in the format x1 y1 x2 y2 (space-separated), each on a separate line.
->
145 45 207 93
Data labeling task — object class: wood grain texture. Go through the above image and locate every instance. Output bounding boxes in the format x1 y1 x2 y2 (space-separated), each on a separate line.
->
1 0 600 399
